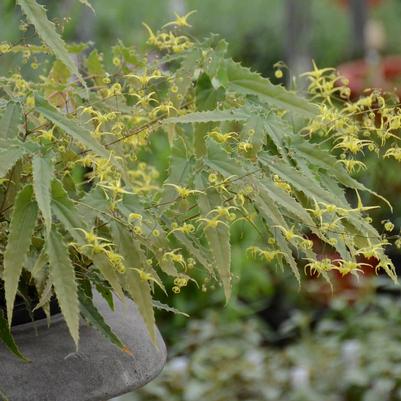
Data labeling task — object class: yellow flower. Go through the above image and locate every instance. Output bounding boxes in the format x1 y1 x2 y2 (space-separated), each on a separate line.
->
163 10 197 28
164 183 204 199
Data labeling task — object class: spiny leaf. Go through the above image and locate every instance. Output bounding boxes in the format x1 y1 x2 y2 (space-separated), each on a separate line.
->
111 221 156 343
0 309 29 362
78 290 131 355
16 0 86 88
195 174 232 301
35 96 111 160
220 59 318 117
0 102 21 139
46 226 79 348
164 109 249 124
32 154 54 232
3 185 38 326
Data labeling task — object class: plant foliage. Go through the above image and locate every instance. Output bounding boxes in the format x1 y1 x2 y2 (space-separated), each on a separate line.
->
0 1 399 357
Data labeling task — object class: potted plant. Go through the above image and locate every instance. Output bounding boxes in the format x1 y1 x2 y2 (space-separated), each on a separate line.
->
0 1 399 400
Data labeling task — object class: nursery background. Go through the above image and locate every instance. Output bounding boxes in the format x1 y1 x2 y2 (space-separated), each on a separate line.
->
3 0 401 400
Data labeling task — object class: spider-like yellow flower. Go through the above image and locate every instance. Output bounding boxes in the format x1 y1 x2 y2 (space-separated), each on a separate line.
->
333 136 373 154
304 258 335 276
333 259 370 277
163 10 197 28
168 223 195 236
208 130 237 143
125 73 160 86
164 183 204 199
274 225 304 242
207 206 238 219
197 216 228 230
384 147 401 162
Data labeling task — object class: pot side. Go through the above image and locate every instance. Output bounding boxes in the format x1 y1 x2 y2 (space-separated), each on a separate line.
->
0 293 167 401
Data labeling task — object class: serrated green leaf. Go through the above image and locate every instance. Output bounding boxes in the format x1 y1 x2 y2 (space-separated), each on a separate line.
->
46 227 79 348
160 135 193 211
32 155 54 232
164 109 249 124
206 138 247 178
170 47 201 108
35 96 111 160
258 153 334 204
0 102 21 139
85 49 106 86
261 177 315 228
152 300 189 317
292 138 391 209
111 221 156 343
91 253 125 300
78 290 130 354
3 185 38 326
0 309 29 362
32 274 53 313
195 174 232 301
50 179 84 242
0 146 26 178
50 180 125 299
252 190 301 283
16 0 86 88
220 59 318 117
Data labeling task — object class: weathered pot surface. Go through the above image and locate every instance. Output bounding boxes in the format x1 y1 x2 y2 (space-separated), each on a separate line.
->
0 293 166 401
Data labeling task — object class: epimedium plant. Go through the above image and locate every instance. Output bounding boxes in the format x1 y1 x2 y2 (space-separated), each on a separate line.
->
0 0 400 360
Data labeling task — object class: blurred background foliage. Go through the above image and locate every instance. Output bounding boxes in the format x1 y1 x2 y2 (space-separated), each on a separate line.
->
3 1 401 399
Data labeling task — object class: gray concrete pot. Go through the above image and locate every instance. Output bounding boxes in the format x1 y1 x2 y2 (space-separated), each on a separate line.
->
0 293 167 401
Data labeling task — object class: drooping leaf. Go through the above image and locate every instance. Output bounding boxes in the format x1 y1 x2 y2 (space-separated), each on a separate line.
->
46 227 79 348
16 0 86 88
195 174 232 301
78 290 131 354
0 309 29 362
220 59 318 117
32 274 53 313
152 300 189 317
111 221 156 343
50 179 84 242
3 185 38 326
0 102 21 139
32 155 54 232
252 190 301 283
160 135 193 211
50 180 125 299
